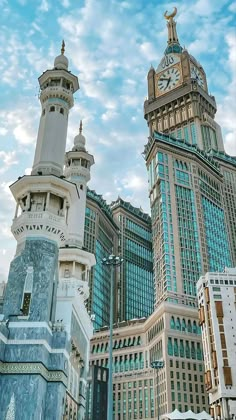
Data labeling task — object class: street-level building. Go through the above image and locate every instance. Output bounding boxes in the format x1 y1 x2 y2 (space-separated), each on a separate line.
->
90 301 208 419
197 268 236 419
86 365 109 420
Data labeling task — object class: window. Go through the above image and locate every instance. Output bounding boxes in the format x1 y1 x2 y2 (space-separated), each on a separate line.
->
60 108 64 115
22 292 31 315
49 106 55 112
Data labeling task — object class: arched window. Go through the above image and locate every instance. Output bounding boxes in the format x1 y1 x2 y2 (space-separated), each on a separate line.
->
180 340 185 357
170 316 175 329
187 320 192 333
191 342 196 359
42 109 45 116
60 108 64 115
193 321 197 334
168 337 173 356
174 339 179 356
185 341 190 358
176 317 181 331
49 106 55 112
182 318 186 332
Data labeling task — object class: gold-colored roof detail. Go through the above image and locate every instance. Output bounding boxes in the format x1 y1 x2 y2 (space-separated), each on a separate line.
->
164 7 177 20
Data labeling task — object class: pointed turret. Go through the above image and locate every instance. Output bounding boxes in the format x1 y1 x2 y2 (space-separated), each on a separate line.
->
64 121 94 248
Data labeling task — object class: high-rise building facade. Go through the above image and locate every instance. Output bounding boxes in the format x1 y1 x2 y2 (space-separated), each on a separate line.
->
141 7 235 417
111 197 153 321
84 193 154 329
84 189 119 330
197 268 236 419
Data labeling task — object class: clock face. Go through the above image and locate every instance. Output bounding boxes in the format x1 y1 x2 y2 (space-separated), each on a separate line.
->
190 65 205 88
157 66 181 94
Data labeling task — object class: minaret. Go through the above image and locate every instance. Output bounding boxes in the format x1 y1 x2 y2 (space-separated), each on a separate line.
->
32 41 79 177
56 122 95 418
0 43 81 419
64 120 95 248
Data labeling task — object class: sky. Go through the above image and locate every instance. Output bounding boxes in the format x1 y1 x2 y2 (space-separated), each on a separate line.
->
0 0 235 282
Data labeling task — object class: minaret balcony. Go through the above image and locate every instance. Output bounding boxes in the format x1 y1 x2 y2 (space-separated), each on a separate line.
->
11 209 68 246
40 86 74 108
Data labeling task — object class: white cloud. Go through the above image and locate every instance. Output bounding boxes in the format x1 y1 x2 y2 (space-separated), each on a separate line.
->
216 31 236 155
229 1 236 12
0 151 18 174
38 0 50 12
0 106 38 146
0 127 7 136
60 0 70 7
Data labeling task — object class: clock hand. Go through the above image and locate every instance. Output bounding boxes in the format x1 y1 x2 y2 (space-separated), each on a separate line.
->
159 78 170 81
165 77 171 89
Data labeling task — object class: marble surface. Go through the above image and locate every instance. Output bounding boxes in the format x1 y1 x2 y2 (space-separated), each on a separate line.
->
3 238 58 322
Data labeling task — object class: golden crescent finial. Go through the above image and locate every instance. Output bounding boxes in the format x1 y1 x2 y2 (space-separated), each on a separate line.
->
164 7 177 20
61 39 65 55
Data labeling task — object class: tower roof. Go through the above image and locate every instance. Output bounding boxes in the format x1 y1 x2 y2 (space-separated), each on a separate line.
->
54 40 69 70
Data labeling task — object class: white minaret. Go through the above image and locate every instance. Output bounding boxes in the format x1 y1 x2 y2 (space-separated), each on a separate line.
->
10 42 79 251
64 121 94 248
57 122 95 418
32 41 79 177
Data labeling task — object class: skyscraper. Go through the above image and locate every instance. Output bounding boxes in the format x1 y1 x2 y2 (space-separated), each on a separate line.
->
84 189 119 330
89 9 235 418
141 7 235 416
144 9 234 307
84 192 154 329
111 197 153 321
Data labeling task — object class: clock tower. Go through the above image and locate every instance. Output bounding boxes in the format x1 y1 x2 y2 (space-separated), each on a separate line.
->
144 8 224 152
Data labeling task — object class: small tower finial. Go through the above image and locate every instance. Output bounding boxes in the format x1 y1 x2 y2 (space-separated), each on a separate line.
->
79 120 83 133
61 40 65 55
164 6 177 20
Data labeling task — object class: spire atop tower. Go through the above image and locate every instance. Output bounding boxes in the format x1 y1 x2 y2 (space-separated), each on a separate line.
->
164 7 182 54
54 40 69 70
61 39 65 55
73 120 86 151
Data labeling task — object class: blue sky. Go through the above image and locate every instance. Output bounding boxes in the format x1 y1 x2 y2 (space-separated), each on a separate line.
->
0 0 236 281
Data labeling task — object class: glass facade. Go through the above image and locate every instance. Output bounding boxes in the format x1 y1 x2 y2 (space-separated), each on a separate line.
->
124 217 153 320
111 198 154 321
84 189 118 330
146 131 234 305
201 196 232 271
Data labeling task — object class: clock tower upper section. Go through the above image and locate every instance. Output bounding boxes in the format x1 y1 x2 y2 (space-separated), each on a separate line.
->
144 8 224 152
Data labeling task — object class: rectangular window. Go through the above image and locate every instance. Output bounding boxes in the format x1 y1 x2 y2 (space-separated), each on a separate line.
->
190 123 197 145
22 293 31 315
